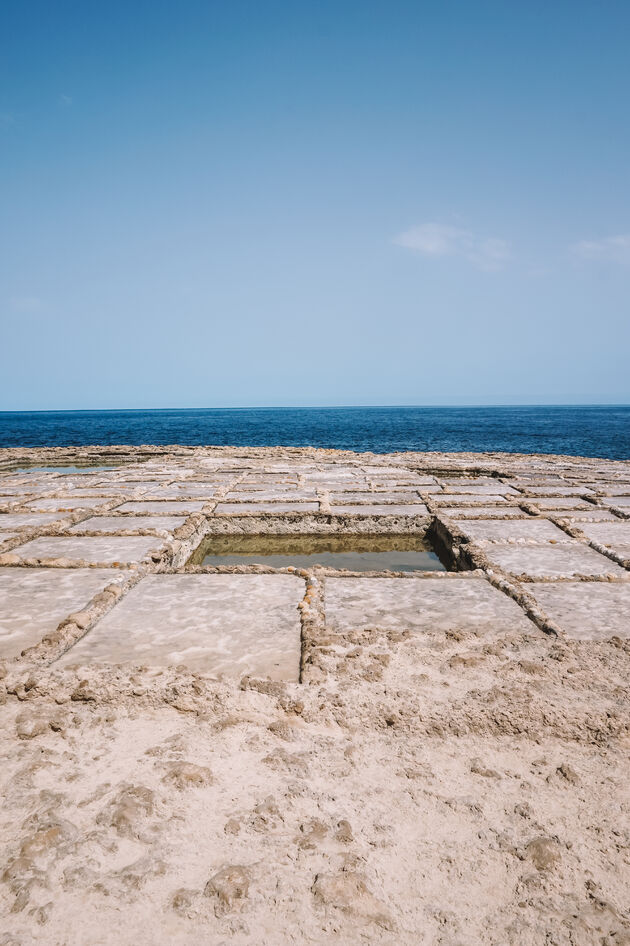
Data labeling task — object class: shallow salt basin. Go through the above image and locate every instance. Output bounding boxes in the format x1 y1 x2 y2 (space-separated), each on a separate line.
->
56 573 304 680
523 582 630 640
189 532 446 572
0 567 127 657
0 512 70 530
69 515 187 534
10 535 164 565
323 575 533 635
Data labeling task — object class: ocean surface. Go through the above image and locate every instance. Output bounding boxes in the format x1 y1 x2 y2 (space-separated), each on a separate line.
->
1 406 629 460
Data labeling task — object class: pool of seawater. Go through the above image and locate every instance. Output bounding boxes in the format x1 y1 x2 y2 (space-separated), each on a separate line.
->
5 465 124 474
189 533 446 572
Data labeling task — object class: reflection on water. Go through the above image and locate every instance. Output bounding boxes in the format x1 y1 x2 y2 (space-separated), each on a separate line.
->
190 533 445 572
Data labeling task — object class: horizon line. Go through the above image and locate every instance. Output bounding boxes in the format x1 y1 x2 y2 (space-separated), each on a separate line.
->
2 403 630 415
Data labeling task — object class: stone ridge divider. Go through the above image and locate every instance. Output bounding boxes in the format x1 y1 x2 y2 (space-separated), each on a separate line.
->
509 487 630 571
299 574 325 683
195 512 429 537
20 567 147 666
424 495 565 638
0 468 244 565
3 514 212 667
292 568 494 684
428 480 630 640
0 482 243 667
317 489 332 515
0 495 136 556
545 517 630 572
0 490 136 554
555 488 630 522
163 472 249 568
0 467 193 552
604 501 630 520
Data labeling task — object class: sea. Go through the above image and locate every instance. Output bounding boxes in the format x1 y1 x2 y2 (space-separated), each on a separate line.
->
0 406 629 460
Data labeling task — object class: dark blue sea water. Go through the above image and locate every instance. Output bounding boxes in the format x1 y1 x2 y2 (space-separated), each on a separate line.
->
0 406 629 460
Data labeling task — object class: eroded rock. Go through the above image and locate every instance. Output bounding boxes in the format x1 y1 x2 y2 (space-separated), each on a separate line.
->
204 864 251 916
311 870 392 927
161 761 213 789
524 836 562 871
96 784 155 838
15 713 49 740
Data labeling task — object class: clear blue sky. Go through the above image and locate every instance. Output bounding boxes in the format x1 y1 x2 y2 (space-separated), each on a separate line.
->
1 0 629 409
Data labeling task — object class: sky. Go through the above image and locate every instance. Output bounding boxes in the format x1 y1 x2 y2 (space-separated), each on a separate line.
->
1 0 629 409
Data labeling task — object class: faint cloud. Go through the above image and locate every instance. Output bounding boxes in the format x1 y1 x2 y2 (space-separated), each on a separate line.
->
571 234 630 266
0 111 15 129
393 222 510 271
8 296 43 313
57 93 73 107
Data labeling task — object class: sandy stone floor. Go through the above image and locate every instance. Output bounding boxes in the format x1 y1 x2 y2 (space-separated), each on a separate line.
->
0 444 629 945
